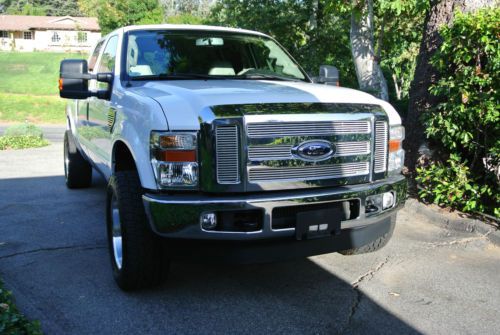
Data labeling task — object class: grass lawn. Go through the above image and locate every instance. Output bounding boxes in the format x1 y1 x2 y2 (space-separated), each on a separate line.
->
0 92 66 123
0 52 85 95
0 51 86 124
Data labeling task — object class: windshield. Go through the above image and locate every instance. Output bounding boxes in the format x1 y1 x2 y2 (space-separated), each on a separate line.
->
125 30 307 81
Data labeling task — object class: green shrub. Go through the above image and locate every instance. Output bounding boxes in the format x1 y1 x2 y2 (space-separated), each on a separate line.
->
418 8 499 217
0 136 49 150
4 124 43 138
0 124 49 150
416 154 498 217
0 280 42 335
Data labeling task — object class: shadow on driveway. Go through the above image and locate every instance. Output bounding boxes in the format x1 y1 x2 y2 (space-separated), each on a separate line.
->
0 174 419 334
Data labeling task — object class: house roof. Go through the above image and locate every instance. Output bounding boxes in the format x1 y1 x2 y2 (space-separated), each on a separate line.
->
0 15 100 32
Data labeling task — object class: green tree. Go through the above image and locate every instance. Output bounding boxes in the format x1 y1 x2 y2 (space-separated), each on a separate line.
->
211 0 428 98
374 0 428 105
77 0 99 17
97 0 164 34
405 0 498 175
34 0 83 16
3 0 83 16
4 0 47 15
416 8 499 216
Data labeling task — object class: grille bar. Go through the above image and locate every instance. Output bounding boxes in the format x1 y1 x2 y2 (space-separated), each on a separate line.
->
248 162 370 183
248 141 370 161
216 125 240 184
247 121 371 138
374 121 388 173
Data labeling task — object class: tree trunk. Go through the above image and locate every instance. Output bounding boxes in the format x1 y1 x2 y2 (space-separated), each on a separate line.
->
350 0 389 101
309 0 319 31
404 0 497 176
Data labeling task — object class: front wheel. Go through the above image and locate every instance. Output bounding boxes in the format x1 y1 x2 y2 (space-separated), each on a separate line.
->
106 170 169 291
339 222 395 255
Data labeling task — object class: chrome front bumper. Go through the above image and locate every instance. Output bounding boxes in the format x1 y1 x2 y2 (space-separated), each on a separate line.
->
143 175 407 240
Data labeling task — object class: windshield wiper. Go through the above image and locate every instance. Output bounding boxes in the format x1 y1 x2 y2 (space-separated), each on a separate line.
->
130 73 229 81
240 73 301 82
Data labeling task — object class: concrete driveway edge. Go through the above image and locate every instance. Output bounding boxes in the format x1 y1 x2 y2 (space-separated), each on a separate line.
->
405 198 500 246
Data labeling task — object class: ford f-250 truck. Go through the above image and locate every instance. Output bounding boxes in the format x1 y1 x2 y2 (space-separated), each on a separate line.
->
59 24 407 291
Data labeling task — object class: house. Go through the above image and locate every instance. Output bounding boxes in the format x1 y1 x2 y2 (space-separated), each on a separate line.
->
0 15 101 52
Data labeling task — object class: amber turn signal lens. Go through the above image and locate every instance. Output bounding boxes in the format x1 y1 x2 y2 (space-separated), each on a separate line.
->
159 134 196 149
158 150 196 162
389 140 402 152
160 136 178 148
58 78 63 91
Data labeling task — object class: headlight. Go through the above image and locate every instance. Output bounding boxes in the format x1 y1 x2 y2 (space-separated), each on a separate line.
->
150 132 198 188
388 125 405 174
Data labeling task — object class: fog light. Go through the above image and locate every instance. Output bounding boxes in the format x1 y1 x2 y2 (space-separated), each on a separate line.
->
201 213 217 230
366 192 396 215
365 194 381 214
382 192 395 210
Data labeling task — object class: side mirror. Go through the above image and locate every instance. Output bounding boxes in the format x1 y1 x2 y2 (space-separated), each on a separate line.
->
59 59 113 100
59 59 89 99
317 65 339 86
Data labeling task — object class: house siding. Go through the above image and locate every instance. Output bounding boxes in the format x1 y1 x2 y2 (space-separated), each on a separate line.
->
0 30 101 52
0 15 101 53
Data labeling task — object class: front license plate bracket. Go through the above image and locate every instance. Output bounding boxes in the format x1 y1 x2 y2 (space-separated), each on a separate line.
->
295 207 342 240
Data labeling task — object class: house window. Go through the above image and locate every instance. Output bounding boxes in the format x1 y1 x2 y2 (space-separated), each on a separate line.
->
0 31 8 38
23 31 33 40
51 32 61 43
77 32 87 43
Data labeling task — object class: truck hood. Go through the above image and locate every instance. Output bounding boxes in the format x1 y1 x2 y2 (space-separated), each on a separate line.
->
127 80 401 130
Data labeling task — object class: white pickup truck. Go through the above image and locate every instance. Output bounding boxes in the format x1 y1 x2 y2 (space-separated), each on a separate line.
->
59 24 407 291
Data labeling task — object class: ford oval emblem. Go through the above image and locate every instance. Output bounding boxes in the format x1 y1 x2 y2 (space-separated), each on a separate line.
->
294 140 335 161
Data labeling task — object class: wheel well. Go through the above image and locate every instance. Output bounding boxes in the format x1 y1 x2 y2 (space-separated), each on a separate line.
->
113 141 137 172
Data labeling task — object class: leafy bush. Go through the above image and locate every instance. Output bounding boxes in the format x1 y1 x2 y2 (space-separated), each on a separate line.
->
0 136 49 150
417 9 499 217
416 154 498 217
4 124 43 138
0 280 42 335
0 124 49 150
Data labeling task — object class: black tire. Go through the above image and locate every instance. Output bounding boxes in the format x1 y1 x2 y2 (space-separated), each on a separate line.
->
64 130 92 189
339 222 395 255
106 170 169 291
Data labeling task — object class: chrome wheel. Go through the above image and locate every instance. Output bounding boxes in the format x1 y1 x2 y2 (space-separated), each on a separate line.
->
111 195 123 270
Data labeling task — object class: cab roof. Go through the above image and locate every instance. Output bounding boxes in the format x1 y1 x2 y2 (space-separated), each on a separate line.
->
114 24 269 38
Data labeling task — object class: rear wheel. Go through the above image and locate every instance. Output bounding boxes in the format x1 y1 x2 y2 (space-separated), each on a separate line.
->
64 130 92 189
106 170 169 291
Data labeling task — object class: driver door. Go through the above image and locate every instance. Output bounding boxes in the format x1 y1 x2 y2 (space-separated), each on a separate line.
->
87 35 119 178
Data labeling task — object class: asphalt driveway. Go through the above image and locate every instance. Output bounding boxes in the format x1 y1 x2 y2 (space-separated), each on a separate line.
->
1 139 499 334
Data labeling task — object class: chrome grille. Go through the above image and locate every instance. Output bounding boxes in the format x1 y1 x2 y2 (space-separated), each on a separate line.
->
247 121 371 138
216 125 240 184
248 162 370 182
248 141 370 161
249 145 292 160
374 121 388 173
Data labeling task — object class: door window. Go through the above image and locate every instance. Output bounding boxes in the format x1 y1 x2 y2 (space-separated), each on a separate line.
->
96 36 118 90
88 40 105 72
98 36 118 73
